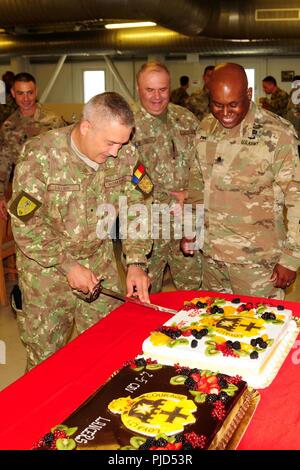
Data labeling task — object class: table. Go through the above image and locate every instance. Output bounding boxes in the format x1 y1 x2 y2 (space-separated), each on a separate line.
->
0 290 299 450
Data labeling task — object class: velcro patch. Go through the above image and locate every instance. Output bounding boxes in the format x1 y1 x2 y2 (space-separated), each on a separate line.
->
9 190 42 222
131 161 153 195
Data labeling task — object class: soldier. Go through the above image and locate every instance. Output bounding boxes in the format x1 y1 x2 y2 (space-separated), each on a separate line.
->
285 75 300 138
170 75 190 107
259 76 289 117
131 61 203 293
9 92 151 370
186 65 214 121
182 63 300 299
0 72 65 219
0 71 17 125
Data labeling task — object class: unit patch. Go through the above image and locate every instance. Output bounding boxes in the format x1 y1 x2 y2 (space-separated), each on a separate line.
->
9 190 42 222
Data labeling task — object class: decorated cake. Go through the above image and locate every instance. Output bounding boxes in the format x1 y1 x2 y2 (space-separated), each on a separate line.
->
142 296 299 388
33 358 258 451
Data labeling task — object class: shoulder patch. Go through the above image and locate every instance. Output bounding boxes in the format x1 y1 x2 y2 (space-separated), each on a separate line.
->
131 161 154 195
10 190 42 222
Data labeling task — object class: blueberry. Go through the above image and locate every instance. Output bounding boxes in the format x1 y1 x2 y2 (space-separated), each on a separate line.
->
250 351 259 359
232 341 241 350
277 305 284 311
231 298 241 304
191 339 198 348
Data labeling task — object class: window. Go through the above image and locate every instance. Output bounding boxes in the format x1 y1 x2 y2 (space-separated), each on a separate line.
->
83 70 105 103
245 68 255 101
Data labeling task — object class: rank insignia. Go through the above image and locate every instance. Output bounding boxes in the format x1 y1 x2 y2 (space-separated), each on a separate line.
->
132 162 154 195
9 190 42 222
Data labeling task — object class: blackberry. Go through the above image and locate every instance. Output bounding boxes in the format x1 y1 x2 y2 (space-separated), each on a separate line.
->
189 368 200 375
139 443 150 450
277 305 284 311
211 305 220 314
226 340 233 348
219 391 230 403
232 341 241 350
191 329 200 337
231 298 241 304
175 433 185 443
196 301 207 308
206 393 219 404
250 338 258 347
177 367 190 377
259 341 268 349
191 339 198 348
43 432 55 447
182 443 194 450
199 328 209 337
192 330 206 339
217 307 224 314
261 312 276 321
155 438 168 447
135 358 147 367
269 313 276 320
250 351 259 359
218 378 228 389
185 377 196 390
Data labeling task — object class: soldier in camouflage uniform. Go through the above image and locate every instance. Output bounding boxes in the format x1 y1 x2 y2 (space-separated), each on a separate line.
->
182 63 300 299
9 92 151 370
259 75 289 117
170 75 189 107
285 75 300 138
131 62 203 293
186 65 214 121
0 72 65 219
0 71 17 125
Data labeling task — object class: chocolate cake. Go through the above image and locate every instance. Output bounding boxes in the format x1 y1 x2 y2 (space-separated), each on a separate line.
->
34 358 257 451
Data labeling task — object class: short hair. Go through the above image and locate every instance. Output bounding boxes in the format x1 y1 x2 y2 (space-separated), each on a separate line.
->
204 65 215 75
180 75 189 86
263 76 277 86
136 61 170 83
83 92 134 128
13 72 36 85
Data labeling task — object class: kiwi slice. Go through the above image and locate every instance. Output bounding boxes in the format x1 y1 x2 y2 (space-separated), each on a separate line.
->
56 438 76 450
130 436 147 449
170 375 186 385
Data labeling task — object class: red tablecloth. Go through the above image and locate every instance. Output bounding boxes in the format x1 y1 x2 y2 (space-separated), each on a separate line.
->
0 290 299 450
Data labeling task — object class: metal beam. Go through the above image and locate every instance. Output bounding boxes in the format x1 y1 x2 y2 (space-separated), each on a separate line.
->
39 54 67 103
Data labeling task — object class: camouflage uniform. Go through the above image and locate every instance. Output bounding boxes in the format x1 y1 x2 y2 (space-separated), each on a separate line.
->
260 87 289 117
9 126 152 369
186 88 210 121
0 93 17 126
285 85 300 138
0 103 65 198
196 102 300 299
131 103 203 293
170 87 189 107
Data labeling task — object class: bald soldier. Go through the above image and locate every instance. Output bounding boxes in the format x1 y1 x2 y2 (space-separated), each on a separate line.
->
182 63 300 299
130 61 203 293
9 92 151 370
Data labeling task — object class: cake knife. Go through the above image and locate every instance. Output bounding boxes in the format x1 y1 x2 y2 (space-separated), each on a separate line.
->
74 280 177 314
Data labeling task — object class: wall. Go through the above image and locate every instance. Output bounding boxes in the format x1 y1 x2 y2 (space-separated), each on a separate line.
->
2 55 300 109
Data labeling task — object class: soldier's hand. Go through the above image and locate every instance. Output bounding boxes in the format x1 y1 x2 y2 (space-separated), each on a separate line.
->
180 236 197 255
126 265 150 303
0 198 7 220
66 263 99 294
269 263 296 290
170 189 188 208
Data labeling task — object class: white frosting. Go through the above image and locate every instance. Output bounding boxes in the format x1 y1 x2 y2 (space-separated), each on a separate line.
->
142 298 298 389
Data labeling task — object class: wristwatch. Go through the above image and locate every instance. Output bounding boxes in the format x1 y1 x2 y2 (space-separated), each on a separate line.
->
127 262 148 272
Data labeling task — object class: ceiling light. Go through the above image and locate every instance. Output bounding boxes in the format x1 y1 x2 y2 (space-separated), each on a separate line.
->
105 22 156 30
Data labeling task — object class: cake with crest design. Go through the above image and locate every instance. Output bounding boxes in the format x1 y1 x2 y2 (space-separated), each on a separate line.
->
142 296 299 388
33 357 258 451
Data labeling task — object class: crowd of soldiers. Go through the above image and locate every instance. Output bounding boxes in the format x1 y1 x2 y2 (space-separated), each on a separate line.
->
1 62 300 371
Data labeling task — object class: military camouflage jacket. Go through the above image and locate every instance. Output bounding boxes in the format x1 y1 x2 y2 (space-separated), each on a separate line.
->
0 93 17 126
265 87 289 117
9 126 152 275
196 102 300 271
132 103 203 206
186 88 210 121
0 103 65 197
170 87 189 107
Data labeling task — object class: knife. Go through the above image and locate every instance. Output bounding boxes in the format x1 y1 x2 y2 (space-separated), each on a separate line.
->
73 280 177 314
